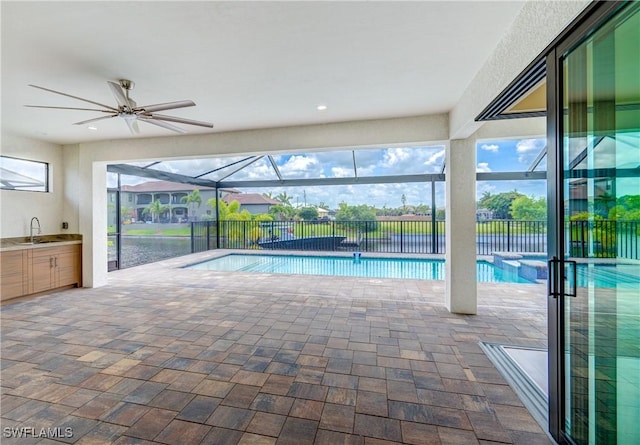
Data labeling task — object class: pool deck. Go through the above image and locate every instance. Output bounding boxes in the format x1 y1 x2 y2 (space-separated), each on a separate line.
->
1 250 551 444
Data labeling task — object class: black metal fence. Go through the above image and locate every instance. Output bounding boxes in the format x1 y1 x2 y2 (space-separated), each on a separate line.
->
476 220 547 255
569 220 639 259
191 219 639 259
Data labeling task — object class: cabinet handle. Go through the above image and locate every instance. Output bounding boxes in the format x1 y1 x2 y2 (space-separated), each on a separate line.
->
55 257 58 267
50 257 54 268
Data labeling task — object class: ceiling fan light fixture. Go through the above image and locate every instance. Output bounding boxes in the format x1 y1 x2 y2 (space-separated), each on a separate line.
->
88 126 98 130
119 113 138 121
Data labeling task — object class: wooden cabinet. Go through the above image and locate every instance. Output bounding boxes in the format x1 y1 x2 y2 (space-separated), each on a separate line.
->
0 250 29 299
1 244 81 301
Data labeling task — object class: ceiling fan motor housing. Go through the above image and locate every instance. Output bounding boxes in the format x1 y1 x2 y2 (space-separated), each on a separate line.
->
119 79 134 91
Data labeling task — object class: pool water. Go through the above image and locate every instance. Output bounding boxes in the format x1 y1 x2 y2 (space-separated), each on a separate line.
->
576 264 640 289
186 254 537 284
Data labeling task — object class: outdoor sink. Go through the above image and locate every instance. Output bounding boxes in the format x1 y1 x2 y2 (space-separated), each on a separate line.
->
18 240 58 245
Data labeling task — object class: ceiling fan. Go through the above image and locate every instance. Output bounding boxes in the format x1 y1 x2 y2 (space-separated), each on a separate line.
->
25 79 214 134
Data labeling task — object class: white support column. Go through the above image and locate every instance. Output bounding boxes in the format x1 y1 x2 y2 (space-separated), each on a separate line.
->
78 156 108 288
445 138 477 314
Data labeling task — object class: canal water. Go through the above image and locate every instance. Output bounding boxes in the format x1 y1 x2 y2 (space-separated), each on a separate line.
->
116 237 191 269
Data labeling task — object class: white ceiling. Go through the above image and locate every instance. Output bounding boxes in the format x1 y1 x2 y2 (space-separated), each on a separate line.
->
1 1 525 145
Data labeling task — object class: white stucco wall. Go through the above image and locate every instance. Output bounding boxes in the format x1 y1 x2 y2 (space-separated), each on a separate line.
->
71 114 449 163
0 134 66 238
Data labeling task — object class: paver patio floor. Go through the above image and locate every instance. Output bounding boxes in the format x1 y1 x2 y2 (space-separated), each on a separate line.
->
1 251 552 444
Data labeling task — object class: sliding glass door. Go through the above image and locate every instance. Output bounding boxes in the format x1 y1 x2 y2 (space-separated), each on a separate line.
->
550 3 639 444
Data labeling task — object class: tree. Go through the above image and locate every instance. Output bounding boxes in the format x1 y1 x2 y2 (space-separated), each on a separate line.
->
269 204 296 221
617 195 640 211
208 198 252 221
181 189 202 221
414 204 430 215
510 196 547 220
335 203 378 232
275 192 293 206
401 194 407 211
142 200 169 223
609 205 640 221
298 206 318 221
479 190 525 219
121 206 135 223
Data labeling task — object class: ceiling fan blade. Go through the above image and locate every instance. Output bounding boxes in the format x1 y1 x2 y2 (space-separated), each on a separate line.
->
134 100 195 113
138 116 187 134
145 113 213 128
72 114 118 125
28 84 119 112
107 81 133 110
25 105 116 113
124 118 140 135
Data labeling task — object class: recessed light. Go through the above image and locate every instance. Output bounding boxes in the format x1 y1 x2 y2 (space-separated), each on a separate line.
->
316 104 327 111
88 126 98 130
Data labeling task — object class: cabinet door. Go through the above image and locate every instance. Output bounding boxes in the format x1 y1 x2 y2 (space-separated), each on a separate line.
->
0 250 26 300
56 245 81 287
31 251 54 293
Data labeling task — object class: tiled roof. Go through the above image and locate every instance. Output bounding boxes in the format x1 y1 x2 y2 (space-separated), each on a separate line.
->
222 193 280 205
120 180 238 193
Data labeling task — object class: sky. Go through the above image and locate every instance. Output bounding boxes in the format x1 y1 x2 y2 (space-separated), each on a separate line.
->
109 139 549 210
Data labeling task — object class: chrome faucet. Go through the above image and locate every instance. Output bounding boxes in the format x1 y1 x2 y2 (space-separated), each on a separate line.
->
30 217 41 243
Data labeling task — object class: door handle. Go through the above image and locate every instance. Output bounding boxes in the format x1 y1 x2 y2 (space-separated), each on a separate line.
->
548 256 559 298
565 260 577 297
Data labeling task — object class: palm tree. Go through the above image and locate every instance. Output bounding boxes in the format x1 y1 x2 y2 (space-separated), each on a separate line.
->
181 189 202 221
207 198 252 221
268 204 295 221
142 200 169 223
276 192 293 206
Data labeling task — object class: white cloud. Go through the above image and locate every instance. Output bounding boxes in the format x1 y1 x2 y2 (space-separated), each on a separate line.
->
516 139 543 153
516 138 546 164
481 144 499 152
331 167 354 178
278 155 324 178
423 149 445 169
381 147 412 167
476 162 492 173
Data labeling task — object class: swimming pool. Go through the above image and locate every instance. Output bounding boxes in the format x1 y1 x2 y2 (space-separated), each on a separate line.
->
185 254 537 284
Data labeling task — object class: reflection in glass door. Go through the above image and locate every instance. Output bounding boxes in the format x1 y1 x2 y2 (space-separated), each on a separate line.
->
561 3 639 444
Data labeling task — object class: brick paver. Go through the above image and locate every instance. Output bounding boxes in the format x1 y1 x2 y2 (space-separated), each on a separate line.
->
0 250 551 444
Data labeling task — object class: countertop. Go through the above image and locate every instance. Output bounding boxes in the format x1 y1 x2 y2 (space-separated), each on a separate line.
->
0 234 82 252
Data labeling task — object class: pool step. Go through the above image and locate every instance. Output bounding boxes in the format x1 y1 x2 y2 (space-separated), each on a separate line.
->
493 253 548 283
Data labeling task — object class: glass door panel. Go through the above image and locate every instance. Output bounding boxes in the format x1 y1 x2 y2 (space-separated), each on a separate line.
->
561 3 639 444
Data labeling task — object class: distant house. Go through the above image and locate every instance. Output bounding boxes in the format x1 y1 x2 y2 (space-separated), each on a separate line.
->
316 207 329 218
222 192 280 215
119 180 238 222
476 208 494 221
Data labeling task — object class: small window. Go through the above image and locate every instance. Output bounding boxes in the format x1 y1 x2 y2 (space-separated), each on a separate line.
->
0 156 49 192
